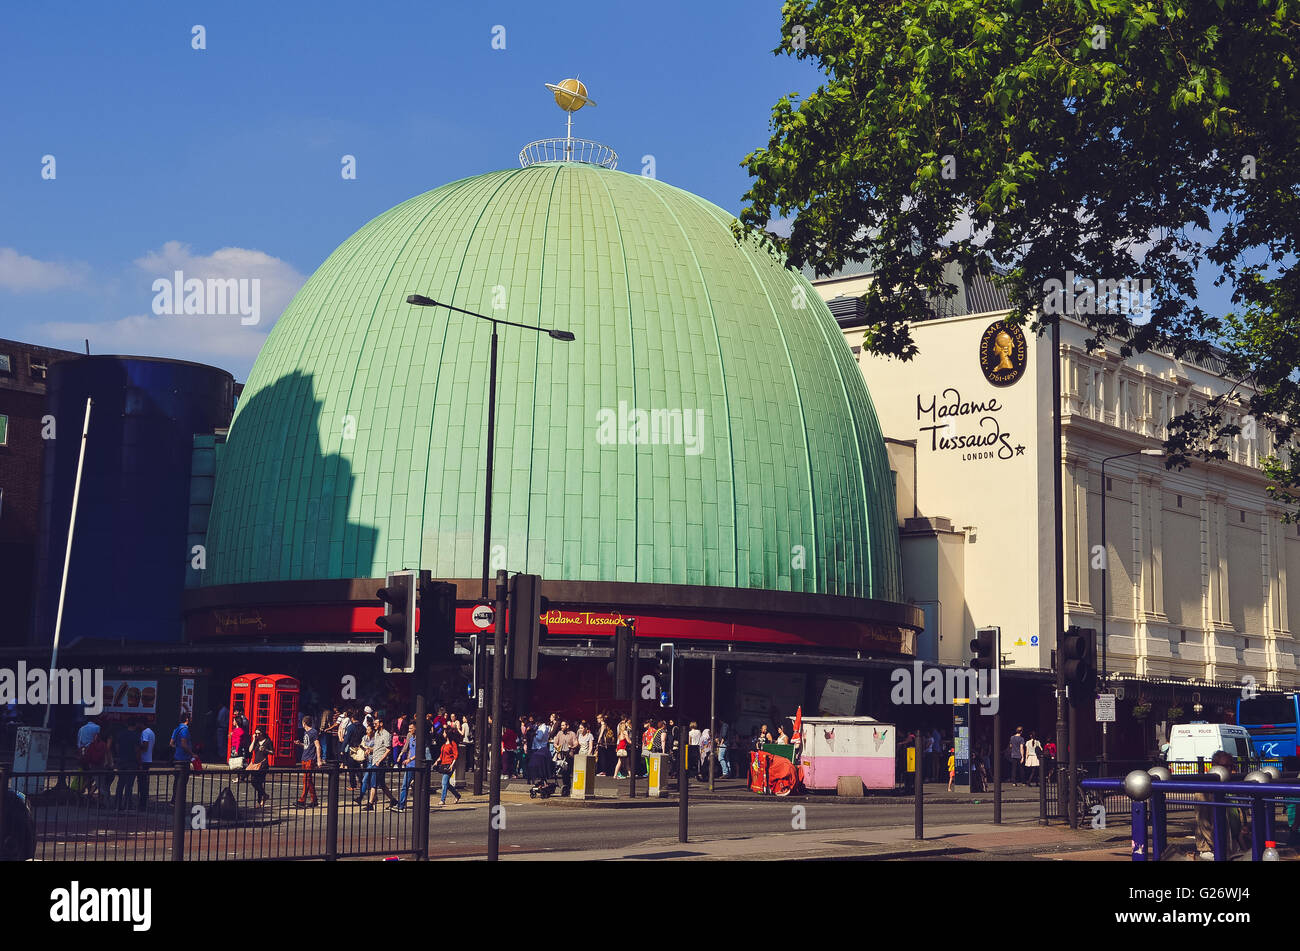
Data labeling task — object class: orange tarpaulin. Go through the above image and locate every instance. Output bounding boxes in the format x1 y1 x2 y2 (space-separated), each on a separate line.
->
749 750 802 796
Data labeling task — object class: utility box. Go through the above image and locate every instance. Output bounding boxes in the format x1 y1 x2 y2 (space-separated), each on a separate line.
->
571 753 597 799
646 753 666 797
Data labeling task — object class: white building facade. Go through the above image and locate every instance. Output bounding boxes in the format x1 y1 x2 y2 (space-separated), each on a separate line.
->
815 273 1299 694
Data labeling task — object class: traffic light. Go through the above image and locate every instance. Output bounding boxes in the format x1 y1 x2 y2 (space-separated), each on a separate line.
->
417 574 457 663
1062 626 1097 698
375 570 416 673
612 618 635 700
508 573 542 680
970 626 999 670
655 642 674 707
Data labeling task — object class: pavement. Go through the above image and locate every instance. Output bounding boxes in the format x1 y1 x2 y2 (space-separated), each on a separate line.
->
474 771 1051 806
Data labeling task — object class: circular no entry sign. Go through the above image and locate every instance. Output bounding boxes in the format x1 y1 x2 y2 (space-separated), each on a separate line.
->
471 603 494 630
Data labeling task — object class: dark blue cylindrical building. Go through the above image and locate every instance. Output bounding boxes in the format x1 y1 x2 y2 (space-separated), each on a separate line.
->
32 356 234 645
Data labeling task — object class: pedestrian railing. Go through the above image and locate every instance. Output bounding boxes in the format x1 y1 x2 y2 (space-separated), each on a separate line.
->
1 762 437 861
1082 770 1300 861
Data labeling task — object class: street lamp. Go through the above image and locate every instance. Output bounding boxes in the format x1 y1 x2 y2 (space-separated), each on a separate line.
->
405 293 575 599
1099 447 1163 771
406 292 574 836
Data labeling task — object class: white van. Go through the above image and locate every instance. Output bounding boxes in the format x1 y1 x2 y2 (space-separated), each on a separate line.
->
1165 723 1254 774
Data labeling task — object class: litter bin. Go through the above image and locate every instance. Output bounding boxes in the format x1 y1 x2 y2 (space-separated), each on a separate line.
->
647 753 666 797
571 753 597 799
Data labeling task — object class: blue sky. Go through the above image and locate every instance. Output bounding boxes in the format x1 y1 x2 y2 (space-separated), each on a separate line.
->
1 1 1240 380
1 1 822 378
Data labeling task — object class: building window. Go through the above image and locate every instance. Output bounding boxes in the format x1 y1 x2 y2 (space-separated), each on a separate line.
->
1244 638 1251 650
1106 477 1113 492
1241 510 1246 522
0 354 10 373
1179 629 1186 643
0 415 6 446
30 361 47 381
1176 495 1182 508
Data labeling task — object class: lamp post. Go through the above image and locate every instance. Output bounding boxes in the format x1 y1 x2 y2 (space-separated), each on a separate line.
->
405 293 574 809
1099 447 1163 773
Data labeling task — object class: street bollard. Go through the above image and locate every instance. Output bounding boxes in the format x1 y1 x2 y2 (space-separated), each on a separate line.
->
326 762 340 861
170 761 189 862
1131 799 1148 861
1150 788 1167 859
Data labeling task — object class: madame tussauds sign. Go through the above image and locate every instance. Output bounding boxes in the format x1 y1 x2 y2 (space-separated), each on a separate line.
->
916 387 1025 462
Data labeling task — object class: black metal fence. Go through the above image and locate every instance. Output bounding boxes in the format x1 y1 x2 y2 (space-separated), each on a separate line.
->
3 761 436 861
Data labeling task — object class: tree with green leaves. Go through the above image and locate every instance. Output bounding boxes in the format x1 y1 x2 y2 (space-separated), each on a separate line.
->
738 0 1300 517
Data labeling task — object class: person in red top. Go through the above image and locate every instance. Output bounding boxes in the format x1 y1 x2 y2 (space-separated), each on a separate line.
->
500 720 519 779
438 736 462 805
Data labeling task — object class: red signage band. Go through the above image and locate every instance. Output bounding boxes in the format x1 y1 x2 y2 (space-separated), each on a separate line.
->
188 604 907 653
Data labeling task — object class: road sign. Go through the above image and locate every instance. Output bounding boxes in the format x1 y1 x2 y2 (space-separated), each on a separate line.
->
471 603 494 630
1095 694 1116 723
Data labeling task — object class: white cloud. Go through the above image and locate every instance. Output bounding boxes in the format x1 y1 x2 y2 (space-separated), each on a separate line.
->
134 241 305 318
0 248 87 291
37 242 307 375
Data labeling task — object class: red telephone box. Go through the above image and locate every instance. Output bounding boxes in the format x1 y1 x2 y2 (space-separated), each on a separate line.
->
252 674 300 766
228 673 262 754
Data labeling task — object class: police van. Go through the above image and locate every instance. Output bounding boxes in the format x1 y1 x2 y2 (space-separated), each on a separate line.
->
1165 723 1255 774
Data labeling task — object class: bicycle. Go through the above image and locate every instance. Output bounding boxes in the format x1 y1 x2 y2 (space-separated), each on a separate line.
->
1072 766 1105 826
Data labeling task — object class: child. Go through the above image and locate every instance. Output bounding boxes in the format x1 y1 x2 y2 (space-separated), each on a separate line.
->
946 748 956 792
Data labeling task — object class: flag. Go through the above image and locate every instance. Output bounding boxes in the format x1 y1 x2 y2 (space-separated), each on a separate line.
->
793 706 802 744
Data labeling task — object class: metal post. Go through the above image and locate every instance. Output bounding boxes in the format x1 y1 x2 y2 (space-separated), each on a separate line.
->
414 694 427 860
475 323 499 789
1250 795 1267 861
1150 785 1166 859
1100 456 1108 776
1052 319 1067 797
326 762 340 861
1211 788 1229 860
487 570 507 861
914 730 923 839
46 397 92 729
1038 739 1046 825
170 761 188 861
709 655 716 792
628 645 638 799
474 636 486 797
993 711 1002 825
1131 799 1148 861
1068 698 1078 828
481 326 498 601
678 722 689 843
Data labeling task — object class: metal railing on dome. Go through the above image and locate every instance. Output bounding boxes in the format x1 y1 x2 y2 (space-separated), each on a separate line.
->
519 137 618 169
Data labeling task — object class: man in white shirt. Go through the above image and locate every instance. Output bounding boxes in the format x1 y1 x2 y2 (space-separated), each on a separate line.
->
139 723 156 764
76 719 101 754
134 721 156 810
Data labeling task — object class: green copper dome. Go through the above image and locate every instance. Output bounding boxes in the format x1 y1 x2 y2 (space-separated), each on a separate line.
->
203 163 901 600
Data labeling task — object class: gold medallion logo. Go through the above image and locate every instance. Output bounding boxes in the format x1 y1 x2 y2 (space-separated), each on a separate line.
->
978 321 1027 387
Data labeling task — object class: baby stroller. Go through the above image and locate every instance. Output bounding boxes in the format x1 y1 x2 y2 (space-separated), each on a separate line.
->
529 779 558 799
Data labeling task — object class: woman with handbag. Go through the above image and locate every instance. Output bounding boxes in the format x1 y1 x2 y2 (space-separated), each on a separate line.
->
356 722 378 805
437 734 462 806
613 723 630 779
244 727 272 807
228 718 246 782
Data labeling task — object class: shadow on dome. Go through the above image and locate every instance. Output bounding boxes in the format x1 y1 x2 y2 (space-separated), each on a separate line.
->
204 370 379 585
